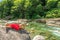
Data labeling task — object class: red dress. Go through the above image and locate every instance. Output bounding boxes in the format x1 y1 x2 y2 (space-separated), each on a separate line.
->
9 23 21 31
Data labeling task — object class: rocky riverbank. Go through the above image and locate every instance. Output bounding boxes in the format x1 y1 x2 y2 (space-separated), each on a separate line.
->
46 18 60 27
0 27 31 40
0 19 60 40
0 18 60 27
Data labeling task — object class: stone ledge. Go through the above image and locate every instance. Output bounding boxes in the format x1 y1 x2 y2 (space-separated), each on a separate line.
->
0 27 31 40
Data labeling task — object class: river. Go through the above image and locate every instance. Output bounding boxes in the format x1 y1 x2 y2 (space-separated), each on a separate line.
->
46 26 60 37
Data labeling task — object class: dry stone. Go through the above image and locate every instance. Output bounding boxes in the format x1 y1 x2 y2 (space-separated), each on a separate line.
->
32 35 45 40
0 27 31 40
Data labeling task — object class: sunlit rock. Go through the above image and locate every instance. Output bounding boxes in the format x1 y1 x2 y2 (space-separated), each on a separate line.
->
0 27 31 40
32 35 45 40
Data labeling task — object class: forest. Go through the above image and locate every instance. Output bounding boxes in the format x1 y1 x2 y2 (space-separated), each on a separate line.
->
0 0 60 20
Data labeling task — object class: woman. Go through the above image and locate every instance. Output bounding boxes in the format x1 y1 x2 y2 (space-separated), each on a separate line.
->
5 22 27 33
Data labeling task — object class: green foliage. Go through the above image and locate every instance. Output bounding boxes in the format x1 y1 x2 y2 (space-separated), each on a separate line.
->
46 0 59 18
57 1 60 8
0 0 59 19
46 8 58 18
46 0 58 10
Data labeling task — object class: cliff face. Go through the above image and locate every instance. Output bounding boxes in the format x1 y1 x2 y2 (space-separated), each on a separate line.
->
0 27 31 40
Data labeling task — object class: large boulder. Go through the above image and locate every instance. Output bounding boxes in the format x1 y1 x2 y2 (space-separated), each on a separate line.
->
0 27 31 40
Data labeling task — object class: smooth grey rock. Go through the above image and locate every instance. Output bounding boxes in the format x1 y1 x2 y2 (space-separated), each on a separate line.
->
32 35 45 40
0 27 31 40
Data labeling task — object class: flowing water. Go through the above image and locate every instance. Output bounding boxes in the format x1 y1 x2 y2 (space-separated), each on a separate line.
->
47 26 60 37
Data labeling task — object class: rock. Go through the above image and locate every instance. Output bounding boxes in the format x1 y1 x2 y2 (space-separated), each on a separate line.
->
32 35 45 40
0 27 31 40
46 18 60 27
34 19 46 23
46 21 56 24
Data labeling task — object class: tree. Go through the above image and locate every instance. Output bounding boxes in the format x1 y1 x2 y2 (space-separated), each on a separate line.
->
0 0 59 19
